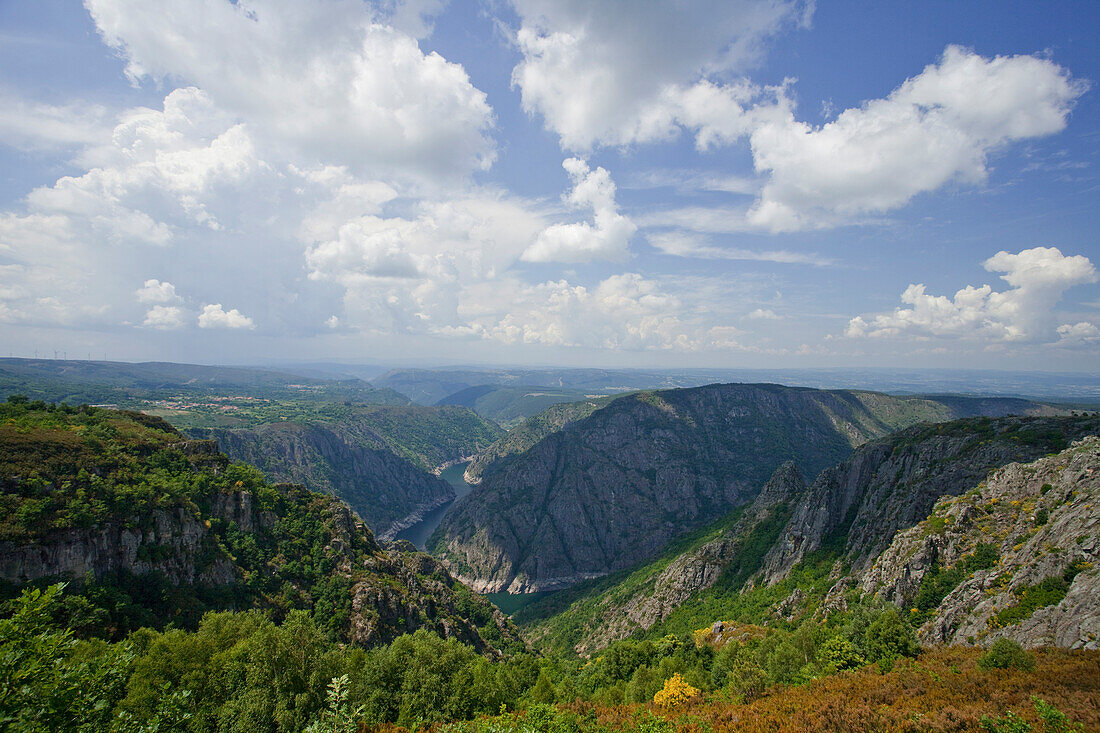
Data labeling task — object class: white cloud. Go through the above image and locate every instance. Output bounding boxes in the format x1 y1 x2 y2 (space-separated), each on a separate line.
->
453 273 705 351
747 46 1087 231
0 94 113 151
846 246 1096 342
142 305 185 329
522 158 635 263
646 230 830 266
0 88 275 330
508 0 801 150
85 0 495 181
135 279 179 303
197 303 254 329
746 308 781 320
1056 321 1100 346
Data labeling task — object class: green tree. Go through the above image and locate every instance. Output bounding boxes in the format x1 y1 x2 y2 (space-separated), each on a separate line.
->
0 584 132 732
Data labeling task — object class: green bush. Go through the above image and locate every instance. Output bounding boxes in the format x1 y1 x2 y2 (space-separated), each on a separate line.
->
978 638 1034 671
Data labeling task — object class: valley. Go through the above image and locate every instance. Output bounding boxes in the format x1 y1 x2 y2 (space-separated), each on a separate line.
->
396 462 476 550
1 359 1098 732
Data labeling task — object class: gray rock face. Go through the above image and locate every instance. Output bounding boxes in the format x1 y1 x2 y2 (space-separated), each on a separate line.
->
535 462 806 653
761 417 1100 585
435 385 1072 594
434 384 895 593
193 423 455 538
0 491 260 587
858 435 1100 650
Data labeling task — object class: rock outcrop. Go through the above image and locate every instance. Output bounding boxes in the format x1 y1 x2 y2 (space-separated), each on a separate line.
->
761 417 1100 584
859 435 1100 650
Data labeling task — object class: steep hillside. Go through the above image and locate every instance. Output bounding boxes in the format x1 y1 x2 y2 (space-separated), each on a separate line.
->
186 423 456 539
466 389 1063 486
434 384 1070 595
186 404 503 537
0 398 518 652
511 416 1098 653
859 435 1100 649
761 416 1098 581
433 384 924 593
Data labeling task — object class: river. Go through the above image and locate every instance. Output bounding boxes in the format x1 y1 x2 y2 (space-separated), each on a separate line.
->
395 462 473 550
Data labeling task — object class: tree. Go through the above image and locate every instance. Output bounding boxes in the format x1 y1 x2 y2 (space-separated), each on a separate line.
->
0 584 132 732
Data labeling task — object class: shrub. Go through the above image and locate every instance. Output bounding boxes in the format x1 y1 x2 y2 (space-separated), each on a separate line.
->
979 638 1034 671
1032 695 1081 733
980 710 1033 733
652 673 699 707
818 636 867 673
864 607 920 669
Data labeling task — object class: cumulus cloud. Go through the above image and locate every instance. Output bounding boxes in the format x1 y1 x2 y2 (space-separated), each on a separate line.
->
85 0 495 181
846 246 1096 342
747 46 1087 231
198 303 254 329
746 308 781 320
142 305 185 329
522 158 635 263
135 279 179 303
1055 321 1100 346
508 0 801 150
453 273 718 351
0 88 271 330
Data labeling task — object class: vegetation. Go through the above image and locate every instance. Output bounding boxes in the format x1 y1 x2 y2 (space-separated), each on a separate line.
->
912 543 1000 624
16 581 1096 732
0 399 506 648
440 647 1096 733
979 638 1035 672
2 386 1097 731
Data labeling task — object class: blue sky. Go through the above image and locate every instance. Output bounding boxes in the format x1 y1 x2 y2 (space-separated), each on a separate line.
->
0 0 1097 370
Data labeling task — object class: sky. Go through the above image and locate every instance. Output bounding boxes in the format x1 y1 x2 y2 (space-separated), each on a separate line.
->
0 0 1098 371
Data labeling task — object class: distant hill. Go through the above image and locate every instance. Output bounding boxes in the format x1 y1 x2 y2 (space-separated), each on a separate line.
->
432 384 1069 594
435 384 609 428
373 366 1100 405
0 357 409 407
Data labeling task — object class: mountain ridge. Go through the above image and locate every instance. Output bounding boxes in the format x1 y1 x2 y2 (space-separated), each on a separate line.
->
433 383 1069 594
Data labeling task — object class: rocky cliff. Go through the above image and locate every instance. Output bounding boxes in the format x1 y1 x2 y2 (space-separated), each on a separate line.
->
432 383 978 594
524 462 806 653
0 402 519 653
190 422 455 539
858 435 1100 650
760 416 1100 583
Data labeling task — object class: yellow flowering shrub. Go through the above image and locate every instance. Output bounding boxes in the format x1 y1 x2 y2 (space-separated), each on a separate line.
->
653 673 699 707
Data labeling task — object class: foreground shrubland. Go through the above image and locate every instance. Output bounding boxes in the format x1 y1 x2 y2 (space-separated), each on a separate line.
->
4 584 1097 733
